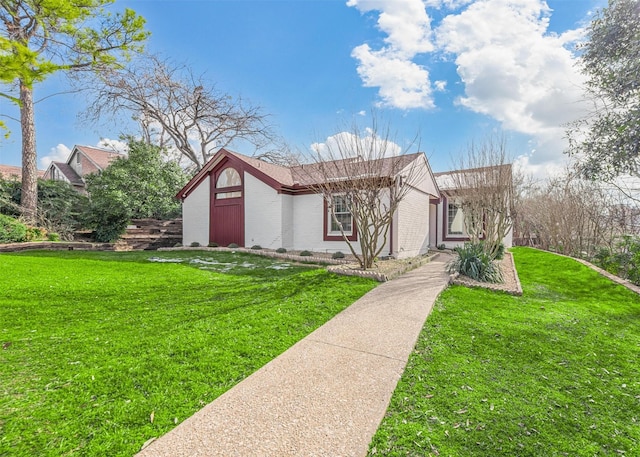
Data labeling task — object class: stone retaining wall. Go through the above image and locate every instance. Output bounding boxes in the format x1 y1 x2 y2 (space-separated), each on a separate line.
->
0 241 115 253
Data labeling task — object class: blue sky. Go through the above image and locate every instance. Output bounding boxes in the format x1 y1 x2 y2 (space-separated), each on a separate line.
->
0 0 604 175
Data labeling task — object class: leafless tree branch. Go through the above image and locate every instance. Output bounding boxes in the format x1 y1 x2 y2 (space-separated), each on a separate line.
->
80 53 278 170
295 117 425 269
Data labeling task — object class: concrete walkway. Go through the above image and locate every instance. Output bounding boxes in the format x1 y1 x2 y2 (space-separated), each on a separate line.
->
137 255 451 457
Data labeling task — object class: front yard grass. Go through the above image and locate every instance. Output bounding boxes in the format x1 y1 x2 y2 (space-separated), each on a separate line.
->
370 247 640 456
0 250 377 456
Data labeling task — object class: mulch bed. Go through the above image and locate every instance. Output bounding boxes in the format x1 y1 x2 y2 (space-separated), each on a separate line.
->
448 251 523 296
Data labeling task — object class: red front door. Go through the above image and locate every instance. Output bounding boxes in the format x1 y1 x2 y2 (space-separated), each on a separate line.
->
211 197 243 246
210 165 244 246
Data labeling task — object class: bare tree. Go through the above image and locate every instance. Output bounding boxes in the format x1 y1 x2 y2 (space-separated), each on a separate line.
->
82 54 276 171
295 119 425 269
515 168 638 257
448 134 514 259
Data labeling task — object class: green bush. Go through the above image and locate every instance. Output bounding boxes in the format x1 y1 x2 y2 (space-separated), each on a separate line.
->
0 214 27 243
37 179 89 239
0 177 21 217
447 242 503 283
593 235 640 285
84 140 188 242
84 200 129 242
190 241 201 247
24 226 46 241
208 242 219 247
299 250 313 257
0 177 89 239
437 243 446 250
48 232 60 242
276 247 287 253
228 243 239 248
251 244 262 250
332 251 345 259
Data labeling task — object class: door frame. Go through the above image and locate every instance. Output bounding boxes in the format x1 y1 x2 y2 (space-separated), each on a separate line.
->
210 160 245 246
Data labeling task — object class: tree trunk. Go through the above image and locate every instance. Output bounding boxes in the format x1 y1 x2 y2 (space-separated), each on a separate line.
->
20 80 38 223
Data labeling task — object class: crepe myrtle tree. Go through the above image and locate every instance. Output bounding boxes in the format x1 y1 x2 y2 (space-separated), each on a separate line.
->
298 119 425 269
448 134 514 260
0 0 148 222
82 53 279 172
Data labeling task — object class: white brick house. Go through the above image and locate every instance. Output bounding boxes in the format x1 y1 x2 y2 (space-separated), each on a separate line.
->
176 148 441 259
177 149 515 256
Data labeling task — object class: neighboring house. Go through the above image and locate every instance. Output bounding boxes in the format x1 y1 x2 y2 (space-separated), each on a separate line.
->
177 148 441 259
0 165 45 181
43 145 124 193
431 166 513 249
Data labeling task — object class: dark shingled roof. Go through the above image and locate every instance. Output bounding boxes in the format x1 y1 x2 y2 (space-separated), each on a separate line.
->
51 162 84 186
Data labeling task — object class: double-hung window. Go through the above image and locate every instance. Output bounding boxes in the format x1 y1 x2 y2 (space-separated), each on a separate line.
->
329 195 353 234
324 194 357 242
447 201 466 236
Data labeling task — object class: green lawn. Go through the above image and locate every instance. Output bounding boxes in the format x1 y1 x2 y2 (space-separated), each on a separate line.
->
0 250 377 456
370 247 640 456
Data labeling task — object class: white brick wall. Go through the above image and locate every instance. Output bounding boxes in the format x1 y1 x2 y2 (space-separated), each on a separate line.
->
292 193 361 254
281 194 294 249
182 175 210 246
244 173 283 249
396 188 430 259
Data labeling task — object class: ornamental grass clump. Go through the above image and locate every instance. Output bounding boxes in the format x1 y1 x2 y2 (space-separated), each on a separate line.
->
447 242 503 283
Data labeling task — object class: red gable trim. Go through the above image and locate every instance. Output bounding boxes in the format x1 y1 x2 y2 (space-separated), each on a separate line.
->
177 149 299 201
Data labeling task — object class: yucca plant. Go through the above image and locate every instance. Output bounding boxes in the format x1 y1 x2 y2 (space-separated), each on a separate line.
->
447 242 503 283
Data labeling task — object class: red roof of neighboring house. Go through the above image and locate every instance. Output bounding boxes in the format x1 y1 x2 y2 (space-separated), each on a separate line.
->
43 145 126 188
0 164 45 180
75 145 124 171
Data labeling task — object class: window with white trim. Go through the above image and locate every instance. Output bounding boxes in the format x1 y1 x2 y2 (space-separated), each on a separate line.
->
328 195 353 235
447 201 466 236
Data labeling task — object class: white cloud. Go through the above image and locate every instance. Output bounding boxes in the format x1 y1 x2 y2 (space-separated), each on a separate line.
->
39 144 71 169
311 128 403 160
348 0 436 109
358 110 367 116
97 138 129 154
349 0 593 169
514 152 567 181
348 0 434 56
352 44 435 109
435 0 589 165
